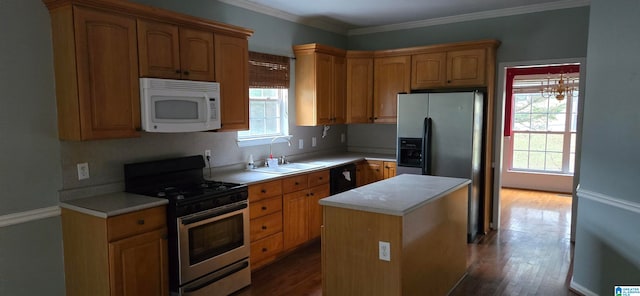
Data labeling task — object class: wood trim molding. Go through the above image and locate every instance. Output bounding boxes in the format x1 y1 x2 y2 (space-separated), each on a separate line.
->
42 0 254 38
576 187 640 215
0 206 61 228
569 277 599 296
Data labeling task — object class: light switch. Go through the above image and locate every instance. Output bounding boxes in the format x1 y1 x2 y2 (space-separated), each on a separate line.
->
379 241 390 261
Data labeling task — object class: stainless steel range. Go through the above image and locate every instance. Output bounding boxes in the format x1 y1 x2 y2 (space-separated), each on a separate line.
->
124 155 251 296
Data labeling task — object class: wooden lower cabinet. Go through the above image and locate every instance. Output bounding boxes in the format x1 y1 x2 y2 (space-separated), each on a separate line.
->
248 180 284 270
282 170 330 250
61 206 168 296
383 161 397 179
249 170 330 270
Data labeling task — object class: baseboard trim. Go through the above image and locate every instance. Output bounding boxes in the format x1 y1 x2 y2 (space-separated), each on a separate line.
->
577 188 640 215
570 276 599 296
0 206 61 228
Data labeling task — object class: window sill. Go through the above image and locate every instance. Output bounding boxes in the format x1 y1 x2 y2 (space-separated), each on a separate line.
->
236 135 292 147
507 169 574 177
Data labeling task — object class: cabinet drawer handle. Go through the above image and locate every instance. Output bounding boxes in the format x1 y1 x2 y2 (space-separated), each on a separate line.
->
262 225 267 230
310 192 314 196
261 206 267 210
137 219 145 225
262 248 268 252
319 177 323 180
261 189 267 193
295 182 299 185
175 69 181 74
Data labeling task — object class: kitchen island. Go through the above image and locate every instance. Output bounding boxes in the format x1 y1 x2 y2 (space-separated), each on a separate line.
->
319 174 470 296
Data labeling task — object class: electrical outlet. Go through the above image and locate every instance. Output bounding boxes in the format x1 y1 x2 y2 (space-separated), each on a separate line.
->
312 137 317 147
77 163 90 180
299 139 304 149
204 150 211 158
379 241 391 261
341 133 345 143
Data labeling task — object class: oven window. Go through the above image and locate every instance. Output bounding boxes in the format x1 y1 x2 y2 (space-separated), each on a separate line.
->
155 98 199 120
188 213 244 265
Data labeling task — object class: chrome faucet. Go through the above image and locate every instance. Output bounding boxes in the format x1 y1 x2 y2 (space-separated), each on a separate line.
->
269 136 292 165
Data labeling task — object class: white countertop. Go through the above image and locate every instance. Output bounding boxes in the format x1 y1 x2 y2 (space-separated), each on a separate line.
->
60 192 168 218
209 152 395 185
319 174 470 216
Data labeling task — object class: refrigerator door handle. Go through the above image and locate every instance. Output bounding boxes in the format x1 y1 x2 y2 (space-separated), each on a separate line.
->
422 117 432 175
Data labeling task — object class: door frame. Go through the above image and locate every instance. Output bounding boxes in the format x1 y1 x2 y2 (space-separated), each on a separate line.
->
491 57 587 242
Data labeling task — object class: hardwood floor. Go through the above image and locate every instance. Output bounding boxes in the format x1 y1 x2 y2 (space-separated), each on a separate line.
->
233 188 578 296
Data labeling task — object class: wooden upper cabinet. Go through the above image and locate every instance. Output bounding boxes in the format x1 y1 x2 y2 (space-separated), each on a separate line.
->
333 55 347 124
51 6 141 140
215 34 249 130
446 48 486 87
373 55 411 123
346 54 374 124
44 0 253 140
137 20 180 79
412 48 486 89
293 44 347 126
179 28 215 81
138 20 214 81
411 52 447 89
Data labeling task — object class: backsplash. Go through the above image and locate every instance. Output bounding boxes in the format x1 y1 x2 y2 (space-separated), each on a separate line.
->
59 124 347 198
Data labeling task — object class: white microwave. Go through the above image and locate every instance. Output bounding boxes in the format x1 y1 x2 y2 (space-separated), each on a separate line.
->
140 78 221 133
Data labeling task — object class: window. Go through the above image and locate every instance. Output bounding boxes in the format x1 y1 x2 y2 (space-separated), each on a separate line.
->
505 65 579 174
237 52 290 143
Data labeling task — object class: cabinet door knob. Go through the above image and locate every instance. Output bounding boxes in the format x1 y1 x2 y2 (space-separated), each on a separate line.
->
261 206 267 210
262 225 267 230
319 177 323 180
310 192 314 196
295 182 299 185
175 69 181 74
261 189 267 193
137 219 145 225
262 248 268 252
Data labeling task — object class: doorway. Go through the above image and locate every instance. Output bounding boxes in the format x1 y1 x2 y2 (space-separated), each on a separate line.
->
492 58 586 242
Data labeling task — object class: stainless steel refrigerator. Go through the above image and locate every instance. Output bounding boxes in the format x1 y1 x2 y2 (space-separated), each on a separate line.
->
396 91 483 242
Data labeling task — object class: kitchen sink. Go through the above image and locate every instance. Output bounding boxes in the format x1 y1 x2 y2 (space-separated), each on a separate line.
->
252 162 326 174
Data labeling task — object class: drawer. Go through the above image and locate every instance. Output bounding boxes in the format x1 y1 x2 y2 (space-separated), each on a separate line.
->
282 174 308 193
251 232 283 264
308 169 329 187
107 206 166 242
250 212 283 242
249 180 282 202
250 196 282 219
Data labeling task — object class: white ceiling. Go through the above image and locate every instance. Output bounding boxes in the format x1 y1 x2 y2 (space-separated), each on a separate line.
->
219 0 589 34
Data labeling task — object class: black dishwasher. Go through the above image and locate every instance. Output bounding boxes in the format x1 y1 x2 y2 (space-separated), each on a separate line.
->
330 163 357 195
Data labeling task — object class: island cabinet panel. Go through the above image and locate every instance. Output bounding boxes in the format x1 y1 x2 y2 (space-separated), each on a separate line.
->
61 206 168 296
322 184 468 296
373 55 411 123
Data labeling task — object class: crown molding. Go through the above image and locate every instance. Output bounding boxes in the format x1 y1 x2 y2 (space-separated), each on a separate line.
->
219 0 590 37
217 0 350 35
348 0 590 35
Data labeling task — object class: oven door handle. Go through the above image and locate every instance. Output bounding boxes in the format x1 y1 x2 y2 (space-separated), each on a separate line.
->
180 202 248 225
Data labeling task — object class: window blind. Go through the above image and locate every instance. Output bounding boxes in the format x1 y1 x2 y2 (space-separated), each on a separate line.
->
249 52 290 89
